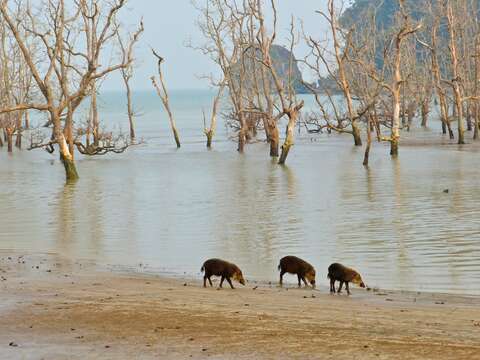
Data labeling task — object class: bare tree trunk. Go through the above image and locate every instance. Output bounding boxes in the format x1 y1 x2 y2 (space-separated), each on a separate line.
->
428 19 452 137
447 122 454 139
446 1 465 144
279 108 302 165
238 129 246 153
474 36 480 140
363 112 372 166
6 127 13 152
53 111 78 181
15 111 23 148
407 102 415 129
373 107 382 141
86 104 92 148
247 115 257 139
391 37 403 156
203 85 223 149
202 111 213 149
237 112 247 153
268 120 279 157
125 79 135 141
91 88 99 147
475 106 479 140
421 101 429 127
64 104 75 156
453 86 465 144
15 130 21 149
263 117 271 143
391 94 401 156
24 111 30 129
466 104 473 131
169 109 181 148
439 93 453 138
352 122 362 146
386 6 421 156
151 52 181 148
60 146 79 181
205 130 213 148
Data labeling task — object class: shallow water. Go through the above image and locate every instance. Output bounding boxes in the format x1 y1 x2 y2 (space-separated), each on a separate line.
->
1 90 480 294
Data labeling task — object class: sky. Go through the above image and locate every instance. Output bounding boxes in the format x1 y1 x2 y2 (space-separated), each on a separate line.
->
106 1 330 91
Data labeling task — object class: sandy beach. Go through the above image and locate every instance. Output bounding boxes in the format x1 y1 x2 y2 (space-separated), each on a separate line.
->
1 252 479 360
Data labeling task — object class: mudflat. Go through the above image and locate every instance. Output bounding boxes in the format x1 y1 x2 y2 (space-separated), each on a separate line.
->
1 253 479 360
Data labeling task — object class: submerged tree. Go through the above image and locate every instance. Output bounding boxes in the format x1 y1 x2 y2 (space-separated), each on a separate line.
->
118 20 144 142
151 49 181 148
383 2 422 155
203 83 224 148
196 0 303 163
303 0 421 160
195 0 251 153
0 2 35 153
305 0 364 146
0 0 142 181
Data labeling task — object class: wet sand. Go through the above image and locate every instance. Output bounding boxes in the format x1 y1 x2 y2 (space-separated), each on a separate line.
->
1 253 480 360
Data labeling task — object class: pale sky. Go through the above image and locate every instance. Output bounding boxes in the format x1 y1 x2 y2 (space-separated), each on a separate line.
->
106 1 330 91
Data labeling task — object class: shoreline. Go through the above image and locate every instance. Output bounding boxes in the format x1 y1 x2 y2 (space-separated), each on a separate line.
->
3 249 478 298
1 252 480 359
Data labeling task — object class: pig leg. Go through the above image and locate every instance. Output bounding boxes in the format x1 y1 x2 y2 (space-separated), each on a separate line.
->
219 276 225 288
208 276 213 287
226 277 235 289
330 279 336 293
297 274 302 287
346 282 350 295
337 281 344 293
279 270 285 287
302 276 308 287
203 275 207 288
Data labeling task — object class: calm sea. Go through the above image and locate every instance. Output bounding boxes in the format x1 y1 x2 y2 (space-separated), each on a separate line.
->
1 89 480 295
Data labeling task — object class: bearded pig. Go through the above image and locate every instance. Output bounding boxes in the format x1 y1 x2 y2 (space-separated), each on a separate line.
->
328 263 365 295
201 258 246 289
278 256 316 288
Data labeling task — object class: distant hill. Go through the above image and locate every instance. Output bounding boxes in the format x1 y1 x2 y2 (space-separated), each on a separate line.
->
339 0 424 31
232 44 309 94
306 1 426 95
340 0 480 39
269 45 309 94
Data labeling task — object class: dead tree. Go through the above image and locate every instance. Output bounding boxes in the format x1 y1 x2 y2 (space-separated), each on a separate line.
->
118 20 144 142
151 50 181 148
0 0 142 181
474 35 480 140
368 2 422 156
0 1 35 153
251 2 303 164
303 0 382 164
417 4 454 137
195 0 263 153
444 0 466 144
312 0 363 146
203 83 224 148
250 0 281 157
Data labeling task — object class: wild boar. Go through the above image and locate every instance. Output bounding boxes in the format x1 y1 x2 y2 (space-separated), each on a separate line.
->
328 263 365 295
201 258 246 289
278 256 316 288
